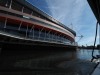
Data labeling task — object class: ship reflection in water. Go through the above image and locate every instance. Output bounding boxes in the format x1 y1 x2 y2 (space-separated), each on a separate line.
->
77 49 100 61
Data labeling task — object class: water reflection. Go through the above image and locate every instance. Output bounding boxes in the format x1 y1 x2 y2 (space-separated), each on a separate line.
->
77 49 100 61
0 49 99 75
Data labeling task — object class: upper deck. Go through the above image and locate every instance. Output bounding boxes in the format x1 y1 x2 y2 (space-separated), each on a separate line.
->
1 0 76 36
20 0 76 36
0 0 76 46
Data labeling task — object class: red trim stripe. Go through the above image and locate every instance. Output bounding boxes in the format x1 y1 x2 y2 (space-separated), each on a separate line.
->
0 16 74 41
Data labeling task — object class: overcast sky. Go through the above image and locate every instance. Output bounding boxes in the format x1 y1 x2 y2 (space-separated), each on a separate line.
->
27 0 99 46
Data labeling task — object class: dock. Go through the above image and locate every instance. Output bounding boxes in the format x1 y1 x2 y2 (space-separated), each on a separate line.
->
92 63 100 75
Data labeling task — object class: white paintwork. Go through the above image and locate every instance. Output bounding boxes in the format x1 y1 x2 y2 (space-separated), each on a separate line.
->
0 6 75 39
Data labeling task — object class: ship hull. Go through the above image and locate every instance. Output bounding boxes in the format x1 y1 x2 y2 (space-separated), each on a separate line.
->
0 34 77 71
0 0 77 71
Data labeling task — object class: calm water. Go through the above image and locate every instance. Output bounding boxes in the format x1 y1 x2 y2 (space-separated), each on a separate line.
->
77 49 100 61
0 49 100 75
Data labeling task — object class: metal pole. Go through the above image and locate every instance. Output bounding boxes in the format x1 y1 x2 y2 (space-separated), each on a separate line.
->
54 32 57 42
55 34 58 42
26 24 28 38
47 30 51 41
22 7 24 13
58 34 62 42
4 18 7 28
99 25 100 50
18 21 22 30
38 27 44 39
5 0 8 7
40 27 44 32
62 35 65 43
31 11 33 15
33 26 34 39
30 25 34 32
48 31 52 41
48 30 51 34
9 0 12 9
44 30 46 40
38 29 40 40
52 33 53 41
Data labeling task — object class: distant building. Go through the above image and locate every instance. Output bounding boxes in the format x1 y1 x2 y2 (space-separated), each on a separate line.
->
97 44 100 49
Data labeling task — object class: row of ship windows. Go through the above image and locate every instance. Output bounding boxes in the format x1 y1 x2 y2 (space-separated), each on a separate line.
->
0 0 75 36
0 21 72 44
0 0 57 25
0 9 70 38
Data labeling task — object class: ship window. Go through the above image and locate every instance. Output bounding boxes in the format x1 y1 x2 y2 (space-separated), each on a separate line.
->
23 7 32 15
23 16 30 19
0 19 5 29
49 33 53 39
40 30 45 38
20 25 27 31
18 30 26 37
34 29 39 38
46 32 49 39
6 21 19 30
11 0 23 12
0 0 11 8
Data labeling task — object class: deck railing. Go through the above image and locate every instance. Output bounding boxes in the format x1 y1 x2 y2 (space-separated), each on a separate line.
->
0 23 76 46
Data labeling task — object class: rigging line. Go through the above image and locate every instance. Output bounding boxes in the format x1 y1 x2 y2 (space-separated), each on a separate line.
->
99 25 100 50
91 0 100 62
75 28 83 41
76 35 83 43
97 0 100 51
75 29 82 36
91 21 99 62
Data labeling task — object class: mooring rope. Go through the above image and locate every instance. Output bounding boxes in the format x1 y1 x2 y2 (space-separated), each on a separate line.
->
91 22 99 62
91 0 100 62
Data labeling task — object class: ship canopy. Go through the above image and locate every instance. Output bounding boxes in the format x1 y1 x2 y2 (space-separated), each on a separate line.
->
87 0 100 24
